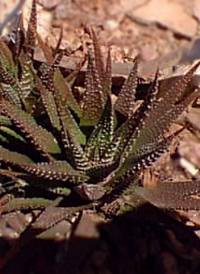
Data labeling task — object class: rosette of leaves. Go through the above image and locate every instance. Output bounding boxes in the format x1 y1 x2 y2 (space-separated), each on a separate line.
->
0 0 200 221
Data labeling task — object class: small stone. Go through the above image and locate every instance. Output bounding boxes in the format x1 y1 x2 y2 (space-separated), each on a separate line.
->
104 19 119 31
130 0 197 38
193 0 200 21
39 0 61 10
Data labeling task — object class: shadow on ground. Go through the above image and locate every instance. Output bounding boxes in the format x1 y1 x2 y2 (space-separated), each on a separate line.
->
0 204 200 274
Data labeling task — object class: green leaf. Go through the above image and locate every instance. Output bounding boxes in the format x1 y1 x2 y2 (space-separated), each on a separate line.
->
37 77 61 131
115 58 138 117
43 186 71 197
25 0 37 56
104 48 112 94
121 63 199 162
0 126 26 143
0 40 16 74
80 50 105 126
19 52 35 100
0 146 32 165
40 61 86 145
0 98 61 155
135 180 200 210
85 96 115 162
121 136 170 172
0 197 54 213
54 69 82 117
20 161 89 184
90 29 105 84
36 33 54 64
0 67 22 106
61 129 89 171
0 115 12 126
105 136 170 190
37 33 82 117
55 87 86 145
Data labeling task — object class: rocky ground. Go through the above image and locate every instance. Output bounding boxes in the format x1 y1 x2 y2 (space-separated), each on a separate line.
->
0 1 200 274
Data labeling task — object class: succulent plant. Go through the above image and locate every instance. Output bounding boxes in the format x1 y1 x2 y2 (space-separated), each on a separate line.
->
0 0 200 224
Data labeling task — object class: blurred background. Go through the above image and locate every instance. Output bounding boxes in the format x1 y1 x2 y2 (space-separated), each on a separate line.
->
1 0 200 64
1 1 200 274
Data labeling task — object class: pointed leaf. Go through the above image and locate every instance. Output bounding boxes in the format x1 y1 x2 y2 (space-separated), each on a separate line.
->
12 14 25 58
40 61 86 145
36 33 54 64
0 197 53 213
0 146 32 165
115 58 138 117
0 98 61 155
135 180 200 210
20 161 89 184
90 29 105 83
85 96 115 161
80 51 105 126
0 115 12 126
0 126 26 143
61 129 89 171
122 64 199 161
0 39 15 75
25 0 37 56
19 52 35 99
37 33 82 117
104 47 112 94
54 69 82 117
109 137 169 186
0 66 22 106
36 77 61 131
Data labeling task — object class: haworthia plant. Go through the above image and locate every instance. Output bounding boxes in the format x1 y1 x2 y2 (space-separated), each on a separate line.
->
0 0 199 224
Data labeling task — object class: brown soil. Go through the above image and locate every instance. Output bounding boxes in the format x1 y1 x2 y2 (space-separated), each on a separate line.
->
0 1 200 274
